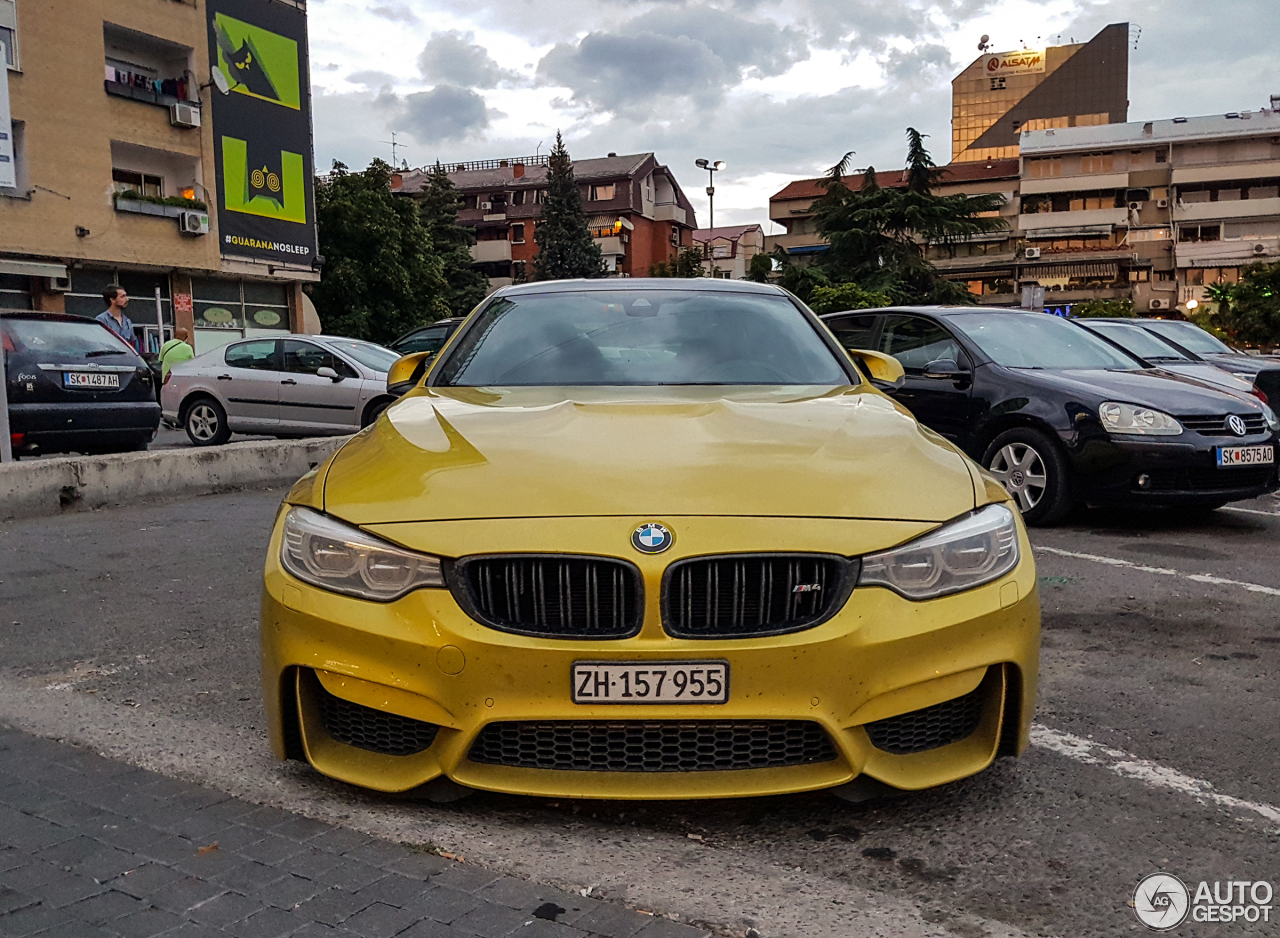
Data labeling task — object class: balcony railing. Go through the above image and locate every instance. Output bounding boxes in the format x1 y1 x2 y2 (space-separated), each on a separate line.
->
104 66 196 109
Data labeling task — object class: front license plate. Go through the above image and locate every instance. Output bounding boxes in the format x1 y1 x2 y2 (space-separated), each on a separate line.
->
63 372 120 388
572 660 729 705
1216 445 1275 467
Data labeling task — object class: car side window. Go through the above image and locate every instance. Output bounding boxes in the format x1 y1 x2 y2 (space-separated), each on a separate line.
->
826 315 879 352
879 316 966 374
397 327 448 355
281 340 357 377
224 340 278 370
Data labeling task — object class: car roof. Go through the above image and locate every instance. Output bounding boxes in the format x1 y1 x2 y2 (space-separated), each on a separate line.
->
0 310 101 323
818 305 1034 319
494 278 791 298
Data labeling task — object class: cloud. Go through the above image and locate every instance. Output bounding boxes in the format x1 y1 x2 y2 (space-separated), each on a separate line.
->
536 6 809 116
880 42 955 86
400 84 491 143
418 30 518 88
346 70 400 89
370 4 419 24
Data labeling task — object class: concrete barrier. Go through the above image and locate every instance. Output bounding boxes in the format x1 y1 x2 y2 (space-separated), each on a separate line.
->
0 436 349 522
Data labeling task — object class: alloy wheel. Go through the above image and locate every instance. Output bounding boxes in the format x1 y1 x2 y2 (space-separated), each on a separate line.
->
189 403 219 442
988 442 1048 512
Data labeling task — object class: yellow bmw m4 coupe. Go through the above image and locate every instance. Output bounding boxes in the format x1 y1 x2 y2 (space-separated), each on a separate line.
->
261 280 1039 801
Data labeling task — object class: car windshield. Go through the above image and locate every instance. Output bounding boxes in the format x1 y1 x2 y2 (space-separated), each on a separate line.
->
1082 321 1193 361
435 289 849 386
1140 320 1234 355
948 313 1141 370
327 340 399 373
1 317 137 359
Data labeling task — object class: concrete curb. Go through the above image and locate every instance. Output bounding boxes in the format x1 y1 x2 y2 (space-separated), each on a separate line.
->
0 436 348 522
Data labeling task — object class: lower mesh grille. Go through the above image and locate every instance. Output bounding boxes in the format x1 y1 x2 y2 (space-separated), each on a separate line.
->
468 720 837 772
1141 466 1275 492
864 686 985 755
317 684 439 756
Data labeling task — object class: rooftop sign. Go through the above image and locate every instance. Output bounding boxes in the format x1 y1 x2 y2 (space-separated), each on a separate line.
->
983 51 1046 77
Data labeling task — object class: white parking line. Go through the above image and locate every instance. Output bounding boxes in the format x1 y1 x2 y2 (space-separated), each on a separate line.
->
1033 545 1280 597
1031 725 1280 830
1222 506 1280 516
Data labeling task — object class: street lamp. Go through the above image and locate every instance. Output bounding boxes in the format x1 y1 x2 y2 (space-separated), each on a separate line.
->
695 159 726 231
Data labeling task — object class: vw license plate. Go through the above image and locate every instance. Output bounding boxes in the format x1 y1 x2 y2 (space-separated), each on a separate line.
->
63 372 120 388
572 660 729 704
1216 445 1275 467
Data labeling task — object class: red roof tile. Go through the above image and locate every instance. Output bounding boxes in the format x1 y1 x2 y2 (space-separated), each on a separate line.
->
769 159 1020 202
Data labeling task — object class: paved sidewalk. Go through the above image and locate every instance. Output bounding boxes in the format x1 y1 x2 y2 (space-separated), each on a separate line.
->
0 726 709 938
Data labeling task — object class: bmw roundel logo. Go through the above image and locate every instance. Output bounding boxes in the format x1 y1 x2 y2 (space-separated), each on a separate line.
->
1226 414 1247 437
632 522 673 554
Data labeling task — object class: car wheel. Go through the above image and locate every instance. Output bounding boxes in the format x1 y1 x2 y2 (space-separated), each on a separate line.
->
185 398 231 446
982 427 1072 526
362 397 392 428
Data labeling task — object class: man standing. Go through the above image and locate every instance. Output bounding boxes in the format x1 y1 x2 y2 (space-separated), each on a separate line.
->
96 286 139 352
159 327 195 380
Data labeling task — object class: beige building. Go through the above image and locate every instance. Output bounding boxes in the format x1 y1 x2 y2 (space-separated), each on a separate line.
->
692 224 764 279
0 0 319 355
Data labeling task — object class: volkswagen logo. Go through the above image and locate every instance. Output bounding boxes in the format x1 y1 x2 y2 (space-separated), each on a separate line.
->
1226 414 1248 437
632 522 673 554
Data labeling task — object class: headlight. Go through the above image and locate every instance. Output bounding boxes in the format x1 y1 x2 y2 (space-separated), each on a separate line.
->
859 504 1019 601
280 507 445 601
1098 402 1182 436
1262 404 1280 432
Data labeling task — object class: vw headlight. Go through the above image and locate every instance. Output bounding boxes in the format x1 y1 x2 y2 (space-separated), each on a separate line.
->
280 507 445 601
859 504 1019 600
1262 404 1280 432
1098 402 1182 436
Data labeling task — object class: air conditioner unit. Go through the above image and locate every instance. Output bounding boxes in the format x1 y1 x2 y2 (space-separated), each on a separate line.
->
1148 298 1169 311
1024 247 1041 259
169 103 200 128
44 275 71 292
1155 198 1169 209
1253 243 1269 255
480 201 493 210
178 210 209 236
1128 201 1142 211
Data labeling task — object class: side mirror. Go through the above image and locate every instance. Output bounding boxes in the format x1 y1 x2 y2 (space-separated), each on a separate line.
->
846 348 905 390
316 366 343 382
386 350 434 397
922 359 969 380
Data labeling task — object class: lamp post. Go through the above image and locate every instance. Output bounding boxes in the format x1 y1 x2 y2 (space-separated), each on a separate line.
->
695 158 726 231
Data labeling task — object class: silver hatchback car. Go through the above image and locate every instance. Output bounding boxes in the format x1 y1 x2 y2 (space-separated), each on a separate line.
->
161 335 400 445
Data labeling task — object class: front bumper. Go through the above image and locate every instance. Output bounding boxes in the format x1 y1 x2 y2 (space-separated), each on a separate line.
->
1068 433 1279 506
261 514 1040 800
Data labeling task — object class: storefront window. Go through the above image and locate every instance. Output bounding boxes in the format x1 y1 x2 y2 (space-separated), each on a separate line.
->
191 278 290 331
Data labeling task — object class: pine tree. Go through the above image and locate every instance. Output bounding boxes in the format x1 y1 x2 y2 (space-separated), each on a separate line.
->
419 162 490 317
312 159 450 344
533 132 605 281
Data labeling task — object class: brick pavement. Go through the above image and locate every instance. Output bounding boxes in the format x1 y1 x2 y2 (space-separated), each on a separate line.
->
0 726 709 938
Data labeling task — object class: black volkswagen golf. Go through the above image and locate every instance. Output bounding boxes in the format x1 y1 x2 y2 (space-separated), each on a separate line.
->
3 312 161 456
822 306 1279 524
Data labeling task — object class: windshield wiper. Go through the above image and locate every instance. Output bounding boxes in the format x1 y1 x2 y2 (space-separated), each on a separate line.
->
85 349 127 357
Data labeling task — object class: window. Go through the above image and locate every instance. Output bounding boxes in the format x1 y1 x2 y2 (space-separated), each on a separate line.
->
0 120 24 198
397 326 450 355
510 190 524 206
589 184 615 201
826 315 878 352
670 226 680 247
1178 225 1221 243
0 0 17 69
224 340 278 370
192 278 289 330
510 223 525 244
879 316 965 373
1026 158 1063 179
112 168 163 198
512 260 527 282
0 272 30 308
282 340 357 377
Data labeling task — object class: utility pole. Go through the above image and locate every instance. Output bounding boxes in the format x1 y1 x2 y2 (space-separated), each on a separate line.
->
0 336 11 462
695 158 726 231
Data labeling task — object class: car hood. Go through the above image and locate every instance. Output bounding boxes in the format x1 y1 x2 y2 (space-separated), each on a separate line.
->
998 366 1263 414
320 385 978 524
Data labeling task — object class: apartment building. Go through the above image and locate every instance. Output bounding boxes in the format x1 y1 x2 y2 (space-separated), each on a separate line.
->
693 224 764 279
0 0 319 354
1019 103 1280 313
392 152 697 291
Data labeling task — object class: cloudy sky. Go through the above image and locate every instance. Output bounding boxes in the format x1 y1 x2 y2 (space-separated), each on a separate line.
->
307 0 1280 231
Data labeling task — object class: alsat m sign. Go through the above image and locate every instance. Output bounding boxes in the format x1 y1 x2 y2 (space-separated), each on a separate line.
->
983 50 1046 77
0 68 15 190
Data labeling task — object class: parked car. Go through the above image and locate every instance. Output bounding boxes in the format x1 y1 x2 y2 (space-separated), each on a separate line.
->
263 279 1040 802
821 306 1279 524
2 311 161 456
162 335 400 446
388 318 463 356
1073 319 1263 401
1121 318 1280 403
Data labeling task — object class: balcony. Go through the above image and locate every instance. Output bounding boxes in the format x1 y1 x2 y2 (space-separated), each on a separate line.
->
1174 197 1280 222
103 23 197 112
471 240 512 264
594 236 624 256
1021 172 1129 195
654 203 686 224
1019 207 1127 232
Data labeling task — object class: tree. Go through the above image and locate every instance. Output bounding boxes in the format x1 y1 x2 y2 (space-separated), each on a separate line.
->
1073 298 1135 318
418 162 489 316
649 247 705 278
746 253 773 283
810 129 1008 304
534 132 605 281
1205 263 1280 347
312 159 450 344
772 252 829 303
807 283 892 315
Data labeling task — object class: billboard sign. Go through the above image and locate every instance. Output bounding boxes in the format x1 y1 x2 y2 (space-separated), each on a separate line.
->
207 0 316 263
983 51 1046 77
0 68 15 189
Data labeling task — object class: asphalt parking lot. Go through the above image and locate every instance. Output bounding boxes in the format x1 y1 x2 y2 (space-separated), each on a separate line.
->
1 488 1278 937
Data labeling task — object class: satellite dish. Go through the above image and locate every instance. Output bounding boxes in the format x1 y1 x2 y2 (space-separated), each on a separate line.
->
978 34 991 51
980 34 990 43
210 66 231 95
